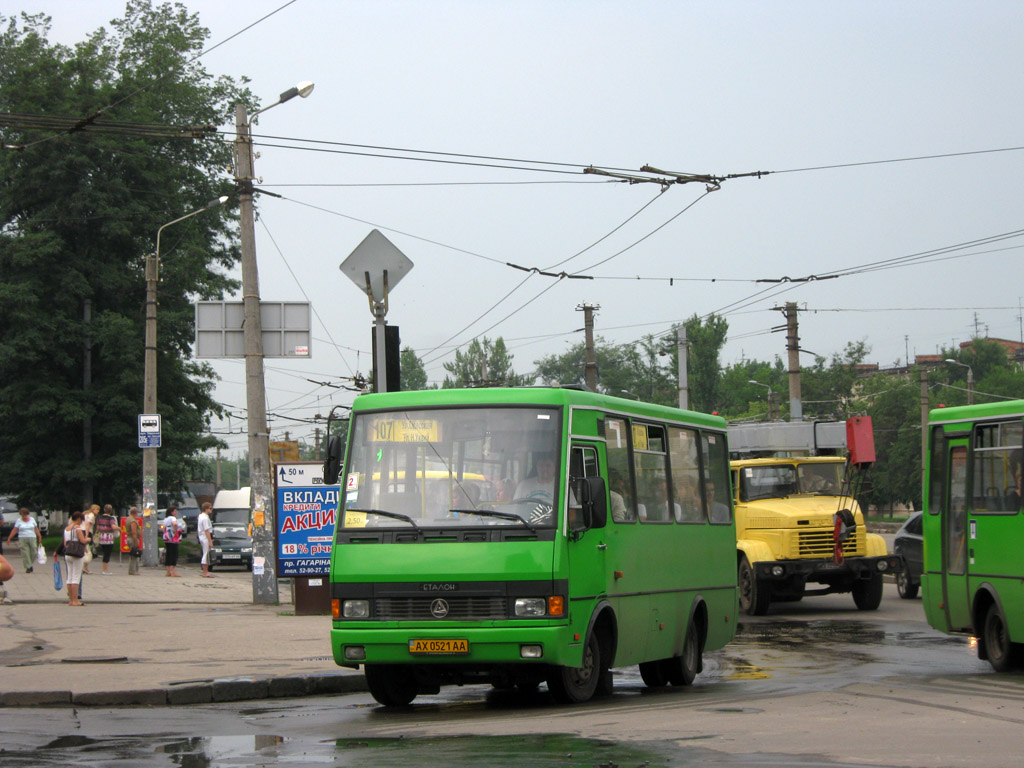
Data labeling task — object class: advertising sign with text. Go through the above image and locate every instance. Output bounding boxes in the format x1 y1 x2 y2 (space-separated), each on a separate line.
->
274 462 339 577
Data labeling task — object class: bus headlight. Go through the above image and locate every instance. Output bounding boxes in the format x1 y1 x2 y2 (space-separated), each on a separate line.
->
343 599 370 618
515 598 546 617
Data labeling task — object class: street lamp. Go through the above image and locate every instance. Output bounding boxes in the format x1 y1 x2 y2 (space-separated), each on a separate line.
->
944 359 975 405
748 380 775 420
234 81 314 604
141 195 229 567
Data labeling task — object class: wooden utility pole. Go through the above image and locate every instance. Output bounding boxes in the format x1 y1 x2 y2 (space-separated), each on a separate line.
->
577 303 600 391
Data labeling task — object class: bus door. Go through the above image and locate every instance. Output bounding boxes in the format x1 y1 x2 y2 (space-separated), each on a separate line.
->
566 443 610 609
942 441 972 632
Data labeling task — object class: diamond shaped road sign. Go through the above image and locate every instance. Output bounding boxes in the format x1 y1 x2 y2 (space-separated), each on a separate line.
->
339 229 414 305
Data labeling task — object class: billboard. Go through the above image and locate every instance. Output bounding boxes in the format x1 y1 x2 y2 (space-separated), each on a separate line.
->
273 462 339 577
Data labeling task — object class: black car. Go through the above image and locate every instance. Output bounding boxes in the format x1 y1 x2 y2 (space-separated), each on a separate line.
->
178 506 201 534
210 523 253 571
893 511 923 599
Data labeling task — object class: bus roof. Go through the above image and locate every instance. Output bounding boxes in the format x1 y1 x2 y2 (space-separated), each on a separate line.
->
350 386 728 430
929 399 1024 426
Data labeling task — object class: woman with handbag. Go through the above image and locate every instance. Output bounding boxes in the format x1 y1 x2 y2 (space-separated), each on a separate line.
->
62 511 88 606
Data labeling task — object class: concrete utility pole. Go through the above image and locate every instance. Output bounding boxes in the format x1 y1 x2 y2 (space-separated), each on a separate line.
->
784 302 803 422
577 303 599 391
920 367 930 491
676 324 689 409
235 101 276 605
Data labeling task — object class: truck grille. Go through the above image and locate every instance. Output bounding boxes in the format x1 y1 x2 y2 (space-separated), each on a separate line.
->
795 529 865 558
375 596 506 621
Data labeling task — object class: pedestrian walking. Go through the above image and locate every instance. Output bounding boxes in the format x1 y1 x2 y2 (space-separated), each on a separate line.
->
126 507 142 575
161 506 185 577
61 511 89 606
95 504 118 575
197 502 214 577
6 508 42 573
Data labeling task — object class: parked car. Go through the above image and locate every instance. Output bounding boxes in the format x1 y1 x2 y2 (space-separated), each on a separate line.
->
178 506 201 534
893 511 923 599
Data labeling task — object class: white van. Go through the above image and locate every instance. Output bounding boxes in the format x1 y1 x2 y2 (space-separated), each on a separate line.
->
212 487 252 526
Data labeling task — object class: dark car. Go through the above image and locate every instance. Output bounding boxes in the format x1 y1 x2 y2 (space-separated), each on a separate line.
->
210 523 253 571
178 506 201 534
893 511 923 599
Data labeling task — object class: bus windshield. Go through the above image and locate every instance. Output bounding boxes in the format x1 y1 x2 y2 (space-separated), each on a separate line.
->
341 406 561 529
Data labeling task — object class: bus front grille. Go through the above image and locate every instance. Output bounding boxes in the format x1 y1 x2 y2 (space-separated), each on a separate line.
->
375 596 507 620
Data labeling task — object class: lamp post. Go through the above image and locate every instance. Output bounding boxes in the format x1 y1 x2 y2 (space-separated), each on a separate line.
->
944 358 975 405
142 195 228 566
748 380 775 420
234 80 314 604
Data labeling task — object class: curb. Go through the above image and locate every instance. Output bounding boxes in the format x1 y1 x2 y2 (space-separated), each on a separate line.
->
0 672 367 708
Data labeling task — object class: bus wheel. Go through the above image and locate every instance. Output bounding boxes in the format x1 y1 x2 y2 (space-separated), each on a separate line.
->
364 665 418 707
852 572 883 610
739 557 770 616
896 571 919 600
639 660 668 688
665 620 702 686
547 632 601 703
983 603 1021 672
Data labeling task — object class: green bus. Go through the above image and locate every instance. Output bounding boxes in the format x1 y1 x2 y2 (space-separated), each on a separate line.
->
923 400 1024 671
327 386 738 705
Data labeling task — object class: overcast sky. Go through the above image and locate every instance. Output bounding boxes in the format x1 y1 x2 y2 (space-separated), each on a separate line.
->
12 0 1024 456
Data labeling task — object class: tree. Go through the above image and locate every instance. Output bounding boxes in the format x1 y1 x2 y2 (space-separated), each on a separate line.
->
442 337 531 388
0 4 251 509
400 346 431 391
682 314 729 413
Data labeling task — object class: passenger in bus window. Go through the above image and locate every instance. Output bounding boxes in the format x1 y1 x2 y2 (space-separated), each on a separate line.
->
674 477 703 522
608 469 631 523
1006 466 1022 510
706 481 731 523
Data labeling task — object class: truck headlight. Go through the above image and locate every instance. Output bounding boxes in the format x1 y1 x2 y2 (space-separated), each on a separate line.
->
515 598 546 617
343 599 370 618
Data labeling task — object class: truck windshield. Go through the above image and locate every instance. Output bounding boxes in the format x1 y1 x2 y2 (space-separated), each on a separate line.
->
739 465 799 501
340 406 561 530
797 463 844 495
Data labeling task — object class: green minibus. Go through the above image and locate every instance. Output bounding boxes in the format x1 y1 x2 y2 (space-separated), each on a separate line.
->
328 386 738 705
923 400 1024 671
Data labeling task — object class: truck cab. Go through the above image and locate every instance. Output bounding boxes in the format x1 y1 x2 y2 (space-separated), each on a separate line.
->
731 456 902 614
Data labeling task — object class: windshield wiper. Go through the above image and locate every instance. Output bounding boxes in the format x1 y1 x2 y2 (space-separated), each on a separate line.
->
448 508 537 532
348 508 419 528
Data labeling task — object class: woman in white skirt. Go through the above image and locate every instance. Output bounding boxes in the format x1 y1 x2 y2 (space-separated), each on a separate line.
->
62 511 89 606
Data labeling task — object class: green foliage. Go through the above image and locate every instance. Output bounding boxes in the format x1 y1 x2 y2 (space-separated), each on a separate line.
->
682 315 729 413
442 337 530 388
400 346 431 391
0 3 251 508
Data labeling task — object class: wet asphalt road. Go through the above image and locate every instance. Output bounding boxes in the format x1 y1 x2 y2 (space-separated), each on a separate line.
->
4 585 1021 768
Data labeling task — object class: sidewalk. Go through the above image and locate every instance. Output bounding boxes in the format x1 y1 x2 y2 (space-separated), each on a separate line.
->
0 556 366 707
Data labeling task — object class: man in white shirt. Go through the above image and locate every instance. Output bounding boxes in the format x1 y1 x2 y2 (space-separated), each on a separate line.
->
197 502 214 578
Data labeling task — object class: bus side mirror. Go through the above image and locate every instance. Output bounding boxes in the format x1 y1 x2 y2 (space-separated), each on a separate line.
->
323 435 344 485
580 476 607 530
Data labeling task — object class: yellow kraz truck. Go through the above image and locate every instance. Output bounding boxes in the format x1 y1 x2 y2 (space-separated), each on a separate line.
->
731 456 902 615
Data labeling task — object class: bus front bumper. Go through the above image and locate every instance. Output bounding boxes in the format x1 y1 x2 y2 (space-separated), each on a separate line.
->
331 624 577 669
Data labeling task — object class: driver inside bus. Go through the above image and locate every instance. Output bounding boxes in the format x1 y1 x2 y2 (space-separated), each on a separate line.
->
515 453 556 503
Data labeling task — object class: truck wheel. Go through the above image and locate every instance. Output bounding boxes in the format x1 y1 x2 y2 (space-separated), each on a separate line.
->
982 603 1022 672
896 571 918 600
639 659 668 688
547 632 602 703
665 620 702 686
852 571 883 610
364 665 418 706
739 556 770 616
